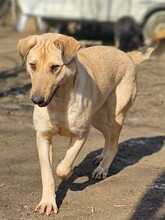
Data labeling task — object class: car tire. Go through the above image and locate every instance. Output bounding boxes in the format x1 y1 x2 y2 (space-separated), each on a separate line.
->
143 10 165 44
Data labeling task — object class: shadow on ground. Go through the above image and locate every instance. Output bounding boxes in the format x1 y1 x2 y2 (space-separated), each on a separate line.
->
0 67 25 79
129 171 165 220
56 136 165 214
0 67 31 97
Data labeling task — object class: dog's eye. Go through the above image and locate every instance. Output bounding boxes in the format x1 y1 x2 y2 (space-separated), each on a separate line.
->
29 63 36 71
51 65 60 73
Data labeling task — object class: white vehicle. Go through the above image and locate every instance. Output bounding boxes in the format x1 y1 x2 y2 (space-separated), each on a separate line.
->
18 0 165 40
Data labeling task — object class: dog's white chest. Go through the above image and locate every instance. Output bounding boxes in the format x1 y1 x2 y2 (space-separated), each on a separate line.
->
48 95 90 137
45 98 78 137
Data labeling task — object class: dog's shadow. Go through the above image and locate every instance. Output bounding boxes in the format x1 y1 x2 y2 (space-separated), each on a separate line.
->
56 136 165 208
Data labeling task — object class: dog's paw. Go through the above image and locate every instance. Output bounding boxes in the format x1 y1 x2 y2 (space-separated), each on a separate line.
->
92 166 108 180
93 154 104 165
35 200 58 215
56 164 72 180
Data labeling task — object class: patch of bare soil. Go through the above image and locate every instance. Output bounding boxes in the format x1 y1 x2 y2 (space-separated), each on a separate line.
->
0 27 165 220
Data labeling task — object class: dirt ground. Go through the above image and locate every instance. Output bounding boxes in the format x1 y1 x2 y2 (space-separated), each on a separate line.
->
0 27 165 220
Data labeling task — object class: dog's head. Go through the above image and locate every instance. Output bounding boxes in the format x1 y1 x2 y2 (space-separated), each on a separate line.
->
17 33 81 107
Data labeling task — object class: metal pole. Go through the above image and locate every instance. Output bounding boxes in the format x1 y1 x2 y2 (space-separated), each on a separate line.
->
11 0 16 24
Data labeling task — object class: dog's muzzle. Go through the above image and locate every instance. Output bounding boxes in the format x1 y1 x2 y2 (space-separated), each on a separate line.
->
31 95 45 106
31 85 60 107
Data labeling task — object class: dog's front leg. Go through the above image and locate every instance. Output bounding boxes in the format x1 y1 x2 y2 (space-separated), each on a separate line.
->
35 131 57 215
56 137 87 180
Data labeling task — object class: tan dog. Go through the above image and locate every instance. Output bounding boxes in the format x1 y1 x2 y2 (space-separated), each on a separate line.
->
17 33 153 215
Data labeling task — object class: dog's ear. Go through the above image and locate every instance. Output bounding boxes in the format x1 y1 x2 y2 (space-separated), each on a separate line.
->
17 35 37 61
55 36 81 64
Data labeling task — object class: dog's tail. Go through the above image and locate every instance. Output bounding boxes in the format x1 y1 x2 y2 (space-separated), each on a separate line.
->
127 47 154 66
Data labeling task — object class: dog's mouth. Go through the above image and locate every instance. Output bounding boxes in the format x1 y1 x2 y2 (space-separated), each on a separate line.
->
37 85 60 107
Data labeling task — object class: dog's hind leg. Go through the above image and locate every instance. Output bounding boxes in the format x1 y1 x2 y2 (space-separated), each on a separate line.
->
92 71 137 179
92 95 117 168
92 111 125 179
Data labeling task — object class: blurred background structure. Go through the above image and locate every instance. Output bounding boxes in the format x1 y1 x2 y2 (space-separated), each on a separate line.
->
0 0 21 26
1 0 165 50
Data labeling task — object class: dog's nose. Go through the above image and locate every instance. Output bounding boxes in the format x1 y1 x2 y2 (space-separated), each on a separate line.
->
31 95 45 105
